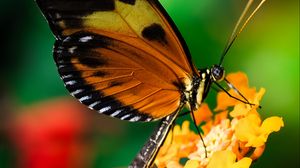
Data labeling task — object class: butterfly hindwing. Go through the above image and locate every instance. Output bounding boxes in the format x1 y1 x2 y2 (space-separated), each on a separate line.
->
37 0 196 121
55 31 182 121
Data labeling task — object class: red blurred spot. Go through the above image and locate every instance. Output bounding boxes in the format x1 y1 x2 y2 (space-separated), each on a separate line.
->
9 98 94 168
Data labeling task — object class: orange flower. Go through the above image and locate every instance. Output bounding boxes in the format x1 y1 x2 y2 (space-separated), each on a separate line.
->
188 118 237 167
154 72 284 168
154 121 199 168
184 160 200 168
193 104 213 126
215 72 257 112
235 112 284 147
206 150 252 168
229 88 265 118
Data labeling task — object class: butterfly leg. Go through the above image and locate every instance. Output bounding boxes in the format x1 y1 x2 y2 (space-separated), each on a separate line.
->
213 81 259 107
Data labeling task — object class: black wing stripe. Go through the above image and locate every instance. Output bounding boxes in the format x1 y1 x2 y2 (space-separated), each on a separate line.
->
115 92 178 121
75 90 148 121
61 31 183 82
62 74 134 88
77 85 157 122
58 65 138 73
55 40 164 122
91 87 153 114
149 0 195 74
54 40 154 122
116 98 178 122
68 77 142 100
37 0 116 37
37 0 116 12
84 83 143 112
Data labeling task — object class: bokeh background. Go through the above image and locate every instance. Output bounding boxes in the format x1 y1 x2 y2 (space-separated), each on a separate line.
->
0 0 298 167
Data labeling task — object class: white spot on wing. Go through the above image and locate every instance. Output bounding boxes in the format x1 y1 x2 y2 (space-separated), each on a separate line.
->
89 101 100 109
121 114 131 120
99 106 111 113
65 80 76 86
79 36 92 42
58 65 65 68
79 95 90 102
62 74 73 79
64 37 71 42
68 46 77 54
111 110 122 117
55 13 61 19
71 89 83 96
129 116 141 122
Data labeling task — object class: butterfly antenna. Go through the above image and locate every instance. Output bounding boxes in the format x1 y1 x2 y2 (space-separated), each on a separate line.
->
219 0 267 65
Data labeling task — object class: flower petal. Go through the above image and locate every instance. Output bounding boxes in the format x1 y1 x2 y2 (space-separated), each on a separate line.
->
230 103 250 117
226 72 249 88
261 116 284 134
235 114 284 147
215 91 237 111
214 111 228 125
253 88 266 105
184 160 200 168
234 113 262 146
215 72 257 111
154 72 283 168
166 161 183 168
250 145 265 160
232 157 252 168
182 121 191 135
193 103 213 125
207 150 252 168
207 150 236 168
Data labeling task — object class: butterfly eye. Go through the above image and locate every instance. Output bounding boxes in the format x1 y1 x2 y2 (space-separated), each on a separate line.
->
211 65 225 82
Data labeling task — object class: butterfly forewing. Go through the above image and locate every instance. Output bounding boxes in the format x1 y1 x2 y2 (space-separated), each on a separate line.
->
37 0 196 121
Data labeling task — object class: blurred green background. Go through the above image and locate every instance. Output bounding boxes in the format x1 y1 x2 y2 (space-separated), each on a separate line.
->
0 0 298 167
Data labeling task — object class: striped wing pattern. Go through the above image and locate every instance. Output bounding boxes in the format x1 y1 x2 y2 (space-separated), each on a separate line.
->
37 0 196 121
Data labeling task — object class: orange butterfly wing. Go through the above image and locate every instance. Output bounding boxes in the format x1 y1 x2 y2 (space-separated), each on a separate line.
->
37 0 196 121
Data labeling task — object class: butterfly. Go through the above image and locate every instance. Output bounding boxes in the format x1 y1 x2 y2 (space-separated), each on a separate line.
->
36 0 266 167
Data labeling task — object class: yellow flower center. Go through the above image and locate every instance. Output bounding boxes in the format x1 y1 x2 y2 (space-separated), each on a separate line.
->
189 119 238 167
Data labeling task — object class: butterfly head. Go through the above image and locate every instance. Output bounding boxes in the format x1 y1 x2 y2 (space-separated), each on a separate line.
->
210 65 225 82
